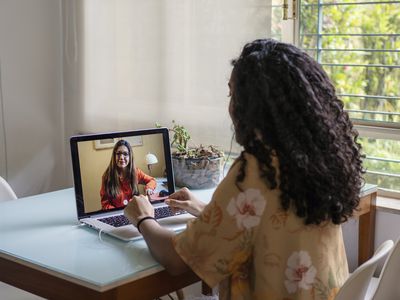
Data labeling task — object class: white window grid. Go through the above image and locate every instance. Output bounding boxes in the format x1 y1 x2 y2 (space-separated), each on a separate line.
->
298 0 400 198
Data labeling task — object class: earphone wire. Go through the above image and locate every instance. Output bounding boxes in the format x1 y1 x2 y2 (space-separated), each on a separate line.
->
223 131 235 178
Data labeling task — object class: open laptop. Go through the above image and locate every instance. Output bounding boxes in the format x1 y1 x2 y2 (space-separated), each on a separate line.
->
70 127 193 241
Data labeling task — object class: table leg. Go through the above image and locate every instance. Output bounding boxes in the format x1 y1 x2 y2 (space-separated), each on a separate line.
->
358 193 376 265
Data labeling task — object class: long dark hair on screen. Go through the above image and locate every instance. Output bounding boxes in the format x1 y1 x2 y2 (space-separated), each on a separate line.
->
230 39 365 225
102 139 139 200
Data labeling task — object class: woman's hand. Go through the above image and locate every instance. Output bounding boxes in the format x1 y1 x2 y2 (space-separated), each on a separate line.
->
165 187 206 217
124 195 154 227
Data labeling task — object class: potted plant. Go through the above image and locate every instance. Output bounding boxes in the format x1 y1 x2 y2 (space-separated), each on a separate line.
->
158 121 224 189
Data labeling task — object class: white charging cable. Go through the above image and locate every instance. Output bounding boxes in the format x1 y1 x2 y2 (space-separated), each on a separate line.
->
98 228 104 242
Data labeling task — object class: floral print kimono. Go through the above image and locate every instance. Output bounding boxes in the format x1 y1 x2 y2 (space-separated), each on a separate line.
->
173 153 349 300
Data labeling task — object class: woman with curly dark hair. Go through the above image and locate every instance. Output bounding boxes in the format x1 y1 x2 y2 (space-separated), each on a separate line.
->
229 39 364 226
124 39 364 300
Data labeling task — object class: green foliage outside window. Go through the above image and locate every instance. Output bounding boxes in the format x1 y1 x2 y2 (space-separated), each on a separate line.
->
272 0 400 193
299 0 400 193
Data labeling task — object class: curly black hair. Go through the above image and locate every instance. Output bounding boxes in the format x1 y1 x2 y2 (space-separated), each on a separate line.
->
230 39 365 225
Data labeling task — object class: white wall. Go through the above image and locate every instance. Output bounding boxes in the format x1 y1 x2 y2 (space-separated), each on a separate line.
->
373 210 400 272
342 218 360 272
0 0 65 197
343 209 400 273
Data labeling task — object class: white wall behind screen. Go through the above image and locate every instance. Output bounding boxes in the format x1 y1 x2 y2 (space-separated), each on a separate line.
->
0 0 65 197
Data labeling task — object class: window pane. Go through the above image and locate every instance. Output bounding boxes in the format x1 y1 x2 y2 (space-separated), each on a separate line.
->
321 3 400 34
299 0 400 126
271 0 296 43
272 0 283 41
299 0 400 197
299 7 319 35
360 137 400 193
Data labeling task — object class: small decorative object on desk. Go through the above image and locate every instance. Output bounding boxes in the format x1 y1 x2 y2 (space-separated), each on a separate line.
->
157 121 224 189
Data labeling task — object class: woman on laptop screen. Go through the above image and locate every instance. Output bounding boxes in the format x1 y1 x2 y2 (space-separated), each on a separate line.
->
100 139 156 210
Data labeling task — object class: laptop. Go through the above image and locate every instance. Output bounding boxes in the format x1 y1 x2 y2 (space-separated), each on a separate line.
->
70 127 193 241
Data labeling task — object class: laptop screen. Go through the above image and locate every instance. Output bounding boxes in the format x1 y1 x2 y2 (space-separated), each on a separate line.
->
70 128 175 219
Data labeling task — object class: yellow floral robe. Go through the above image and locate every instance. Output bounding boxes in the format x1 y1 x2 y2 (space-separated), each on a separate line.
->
173 153 349 300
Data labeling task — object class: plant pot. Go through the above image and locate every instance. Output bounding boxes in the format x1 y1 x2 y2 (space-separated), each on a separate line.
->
172 156 223 189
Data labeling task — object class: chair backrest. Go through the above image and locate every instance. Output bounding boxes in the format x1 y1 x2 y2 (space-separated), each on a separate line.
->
0 176 17 201
372 238 400 300
335 239 394 300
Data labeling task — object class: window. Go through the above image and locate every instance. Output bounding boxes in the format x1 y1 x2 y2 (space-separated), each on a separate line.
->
298 0 400 197
271 0 297 43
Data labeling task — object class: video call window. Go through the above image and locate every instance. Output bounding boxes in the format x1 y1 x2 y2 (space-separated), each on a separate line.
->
77 133 169 214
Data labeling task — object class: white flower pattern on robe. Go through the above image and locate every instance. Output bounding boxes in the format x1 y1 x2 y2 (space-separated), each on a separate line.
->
227 188 266 230
284 251 317 293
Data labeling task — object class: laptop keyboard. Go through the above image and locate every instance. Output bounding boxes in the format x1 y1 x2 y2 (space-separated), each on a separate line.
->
98 206 185 227
154 206 175 219
98 215 130 227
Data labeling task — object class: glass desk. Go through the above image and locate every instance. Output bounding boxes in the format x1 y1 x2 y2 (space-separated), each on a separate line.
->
0 188 213 300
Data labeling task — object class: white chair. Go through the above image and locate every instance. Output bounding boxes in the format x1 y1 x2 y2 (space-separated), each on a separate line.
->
365 238 400 300
0 176 17 201
335 239 394 300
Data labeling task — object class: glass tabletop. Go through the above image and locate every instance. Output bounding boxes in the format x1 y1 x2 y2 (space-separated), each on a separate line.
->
0 189 163 291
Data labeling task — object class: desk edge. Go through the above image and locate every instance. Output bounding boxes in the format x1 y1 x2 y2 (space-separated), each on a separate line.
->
0 251 164 292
